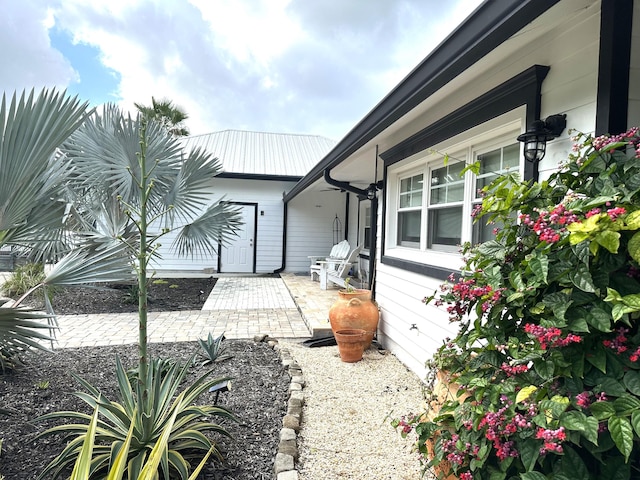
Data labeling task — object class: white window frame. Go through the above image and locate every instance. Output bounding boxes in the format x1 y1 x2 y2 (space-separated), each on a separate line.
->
385 118 524 269
359 202 372 252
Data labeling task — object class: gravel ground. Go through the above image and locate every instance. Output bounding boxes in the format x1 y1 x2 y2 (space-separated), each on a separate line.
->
280 340 425 480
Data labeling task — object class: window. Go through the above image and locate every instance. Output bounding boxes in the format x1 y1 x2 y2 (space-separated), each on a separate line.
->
397 173 423 246
472 143 519 244
360 204 372 251
386 130 521 266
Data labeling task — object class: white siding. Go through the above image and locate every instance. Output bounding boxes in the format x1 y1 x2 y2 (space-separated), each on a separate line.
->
151 178 296 274
372 1 604 378
285 190 347 273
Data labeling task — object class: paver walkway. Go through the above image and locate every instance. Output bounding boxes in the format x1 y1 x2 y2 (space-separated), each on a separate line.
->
51 273 339 349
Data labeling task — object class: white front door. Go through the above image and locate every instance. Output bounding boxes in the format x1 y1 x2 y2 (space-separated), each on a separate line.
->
220 204 256 273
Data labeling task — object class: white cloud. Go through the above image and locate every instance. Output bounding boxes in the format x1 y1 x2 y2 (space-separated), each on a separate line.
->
0 0 483 140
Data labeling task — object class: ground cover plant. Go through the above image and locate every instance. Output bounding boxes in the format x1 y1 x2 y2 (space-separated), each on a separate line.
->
396 128 640 479
0 338 289 479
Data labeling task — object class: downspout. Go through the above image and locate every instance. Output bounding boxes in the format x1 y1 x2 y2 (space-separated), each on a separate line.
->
369 196 378 294
344 193 349 241
274 195 288 274
324 169 369 197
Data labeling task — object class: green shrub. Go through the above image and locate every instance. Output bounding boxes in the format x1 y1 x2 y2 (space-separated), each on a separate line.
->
396 128 640 479
2 263 45 298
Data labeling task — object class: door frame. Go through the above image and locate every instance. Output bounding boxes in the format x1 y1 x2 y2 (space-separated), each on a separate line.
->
218 202 258 273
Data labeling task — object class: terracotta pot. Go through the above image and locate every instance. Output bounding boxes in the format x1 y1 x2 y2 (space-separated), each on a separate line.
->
334 329 367 363
425 435 458 480
328 289 379 348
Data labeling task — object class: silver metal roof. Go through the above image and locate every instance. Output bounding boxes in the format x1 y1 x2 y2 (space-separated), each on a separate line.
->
181 129 336 177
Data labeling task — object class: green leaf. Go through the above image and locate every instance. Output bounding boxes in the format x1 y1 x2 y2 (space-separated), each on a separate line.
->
560 445 589 479
620 292 640 309
590 401 616 420
586 347 607 373
583 416 599 445
628 231 640 263
594 230 620 253
534 359 556 380
520 472 547 480
613 394 640 415
560 410 589 431
529 254 549 283
599 378 628 397
623 370 640 396
570 266 596 293
518 439 540 472
631 411 640 437
625 210 640 229
585 307 612 332
608 416 634 461
516 385 538 404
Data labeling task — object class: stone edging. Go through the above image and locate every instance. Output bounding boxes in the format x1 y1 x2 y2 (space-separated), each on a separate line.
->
268 339 304 480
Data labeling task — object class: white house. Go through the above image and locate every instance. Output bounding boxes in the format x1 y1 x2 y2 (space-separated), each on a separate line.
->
283 0 640 377
153 130 337 274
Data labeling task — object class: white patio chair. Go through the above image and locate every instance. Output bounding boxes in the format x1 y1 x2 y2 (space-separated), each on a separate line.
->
318 245 362 290
308 240 350 281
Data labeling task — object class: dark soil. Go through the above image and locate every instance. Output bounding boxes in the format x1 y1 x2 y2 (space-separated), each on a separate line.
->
0 279 290 479
22 277 218 315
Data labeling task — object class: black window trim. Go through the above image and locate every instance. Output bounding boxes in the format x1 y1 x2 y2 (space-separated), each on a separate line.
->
380 64 549 279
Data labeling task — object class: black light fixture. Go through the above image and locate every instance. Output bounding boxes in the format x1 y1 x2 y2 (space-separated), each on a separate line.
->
365 181 384 200
517 114 567 163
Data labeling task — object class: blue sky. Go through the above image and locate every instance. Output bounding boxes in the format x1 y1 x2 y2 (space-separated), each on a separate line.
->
49 28 121 106
0 0 483 140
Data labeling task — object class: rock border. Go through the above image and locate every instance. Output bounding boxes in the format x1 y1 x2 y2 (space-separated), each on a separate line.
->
254 335 302 480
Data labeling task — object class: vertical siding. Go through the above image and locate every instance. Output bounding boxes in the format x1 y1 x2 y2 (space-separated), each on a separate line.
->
285 190 347 273
151 178 296 274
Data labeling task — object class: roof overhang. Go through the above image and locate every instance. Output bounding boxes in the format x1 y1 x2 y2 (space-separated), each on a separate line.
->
283 0 560 203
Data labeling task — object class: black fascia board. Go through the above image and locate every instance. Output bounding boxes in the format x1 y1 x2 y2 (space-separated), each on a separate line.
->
283 0 560 203
217 172 302 182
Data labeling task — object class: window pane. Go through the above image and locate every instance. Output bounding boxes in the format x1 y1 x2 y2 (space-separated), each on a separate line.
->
364 227 371 249
503 143 520 169
398 210 421 246
430 164 464 205
399 174 423 208
476 143 520 192
428 207 462 247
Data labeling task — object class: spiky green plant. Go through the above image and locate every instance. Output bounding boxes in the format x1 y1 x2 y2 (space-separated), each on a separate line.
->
37 357 235 479
198 332 232 366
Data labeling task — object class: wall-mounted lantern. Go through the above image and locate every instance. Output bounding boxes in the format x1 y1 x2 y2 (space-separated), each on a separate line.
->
517 114 567 163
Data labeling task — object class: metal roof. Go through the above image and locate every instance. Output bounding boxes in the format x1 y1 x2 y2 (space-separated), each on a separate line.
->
181 129 336 177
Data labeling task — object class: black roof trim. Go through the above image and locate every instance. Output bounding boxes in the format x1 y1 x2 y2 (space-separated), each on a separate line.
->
217 172 302 182
283 0 559 203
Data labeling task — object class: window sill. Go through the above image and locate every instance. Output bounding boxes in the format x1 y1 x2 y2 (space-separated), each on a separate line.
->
380 255 458 281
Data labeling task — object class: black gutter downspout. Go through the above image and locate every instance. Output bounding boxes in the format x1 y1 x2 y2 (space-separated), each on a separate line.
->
274 196 287 274
344 193 350 241
324 169 369 197
369 196 378 295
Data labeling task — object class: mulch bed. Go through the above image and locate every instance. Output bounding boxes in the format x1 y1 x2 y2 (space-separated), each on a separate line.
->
0 278 290 479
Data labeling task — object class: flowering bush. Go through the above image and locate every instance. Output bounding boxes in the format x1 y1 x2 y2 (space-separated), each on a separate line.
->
396 128 640 479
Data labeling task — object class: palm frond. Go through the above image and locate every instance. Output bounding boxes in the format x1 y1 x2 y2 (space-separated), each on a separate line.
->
43 242 135 287
171 200 243 258
161 147 224 225
0 88 90 248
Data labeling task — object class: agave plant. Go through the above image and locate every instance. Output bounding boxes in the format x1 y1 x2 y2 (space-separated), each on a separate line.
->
197 332 232 366
70 392 215 480
36 356 236 479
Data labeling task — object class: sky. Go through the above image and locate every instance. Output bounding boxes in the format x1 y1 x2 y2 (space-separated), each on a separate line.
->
1 0 483 141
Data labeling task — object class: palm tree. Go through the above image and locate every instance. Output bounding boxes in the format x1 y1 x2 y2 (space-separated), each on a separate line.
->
57 103 242 379
0 88 91 366
134 96 190 136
